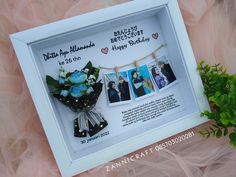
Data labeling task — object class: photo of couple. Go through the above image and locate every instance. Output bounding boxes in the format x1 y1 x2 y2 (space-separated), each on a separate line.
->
148 57 176 90
105 71 131 105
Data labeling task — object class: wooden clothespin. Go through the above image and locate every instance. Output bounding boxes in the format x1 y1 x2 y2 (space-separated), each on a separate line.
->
115 66 119 79
152 52 159 63
134 60 139 71
151 52 156 59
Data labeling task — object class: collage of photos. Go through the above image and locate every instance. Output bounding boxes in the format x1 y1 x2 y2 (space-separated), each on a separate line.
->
104 56 177 106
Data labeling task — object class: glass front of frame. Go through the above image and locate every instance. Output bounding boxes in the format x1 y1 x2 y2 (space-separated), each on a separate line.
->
30 7 199 160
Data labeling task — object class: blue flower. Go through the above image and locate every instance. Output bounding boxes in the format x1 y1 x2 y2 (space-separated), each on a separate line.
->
69 71 87 84
70 84 88 98
59 77 65 84
60 90 69 97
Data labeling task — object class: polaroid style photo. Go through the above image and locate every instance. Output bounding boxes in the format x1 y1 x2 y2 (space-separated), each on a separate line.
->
148 56 177 91
104 71 132 106
147 60 169 90
127 65 156 100
157 56 176 84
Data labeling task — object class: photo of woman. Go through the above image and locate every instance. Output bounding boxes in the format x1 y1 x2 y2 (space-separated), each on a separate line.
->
151 67 168 89
108 81 120 103
118 76 131 101
104 71 132 105
148 58 176 90
128 65 155 99
131 70 145 97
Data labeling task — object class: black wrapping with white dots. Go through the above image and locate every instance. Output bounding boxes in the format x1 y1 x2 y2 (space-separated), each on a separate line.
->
54 82 103 111
53 81 108 137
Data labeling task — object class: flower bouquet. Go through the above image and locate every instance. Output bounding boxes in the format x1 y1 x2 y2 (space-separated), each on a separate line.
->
46 61 108 137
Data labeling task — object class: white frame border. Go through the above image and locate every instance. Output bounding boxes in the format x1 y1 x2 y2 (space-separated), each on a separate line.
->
10 0 210 176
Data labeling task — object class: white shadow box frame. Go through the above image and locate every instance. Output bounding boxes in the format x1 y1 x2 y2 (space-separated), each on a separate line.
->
10 0 210 176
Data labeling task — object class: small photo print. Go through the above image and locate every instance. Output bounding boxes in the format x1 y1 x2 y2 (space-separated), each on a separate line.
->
128 65 155 99
148 56 176 90
104 71 131 105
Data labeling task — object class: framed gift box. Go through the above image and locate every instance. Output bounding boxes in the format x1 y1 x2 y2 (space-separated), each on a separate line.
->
10 0 210 176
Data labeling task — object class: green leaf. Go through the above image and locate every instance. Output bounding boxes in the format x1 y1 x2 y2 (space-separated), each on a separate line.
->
210 127 216 134
83 61 100 81
229 132 236 149
94 68 100 80
229 132 236 141
230 117 236 125
223 128 228 136
46 75 60 93
199 131 205 137
199 60 205 66
232 108 236 116
199 130 210 138
212 124 220 129
221 116 230 126
230 141 236 149
83 61 93 70
46 75 59 86
220 112 231 126
200 112 205 117
216 129 222 138
201 110 210 117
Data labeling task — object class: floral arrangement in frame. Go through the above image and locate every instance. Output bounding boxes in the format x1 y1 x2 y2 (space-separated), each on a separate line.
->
46 61 108 138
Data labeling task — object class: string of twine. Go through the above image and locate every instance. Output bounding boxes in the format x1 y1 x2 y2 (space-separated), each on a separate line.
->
99 43 166 72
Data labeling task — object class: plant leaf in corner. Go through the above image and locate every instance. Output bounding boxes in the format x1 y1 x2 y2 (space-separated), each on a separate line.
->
46 75 60 93
83 61 93 70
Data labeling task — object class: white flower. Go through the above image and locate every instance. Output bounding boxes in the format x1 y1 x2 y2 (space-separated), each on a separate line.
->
86 78 95 86
59 67 67 78
88 75 96 79
84 68 89 73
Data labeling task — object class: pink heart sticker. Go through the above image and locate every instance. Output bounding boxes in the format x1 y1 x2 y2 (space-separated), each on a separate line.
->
101 47 109 54
152 33 158 39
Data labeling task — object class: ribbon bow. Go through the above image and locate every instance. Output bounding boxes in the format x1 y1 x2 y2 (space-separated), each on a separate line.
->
74 107 108 137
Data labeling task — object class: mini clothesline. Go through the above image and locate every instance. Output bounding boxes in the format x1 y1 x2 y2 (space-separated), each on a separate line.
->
99 43 167 74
